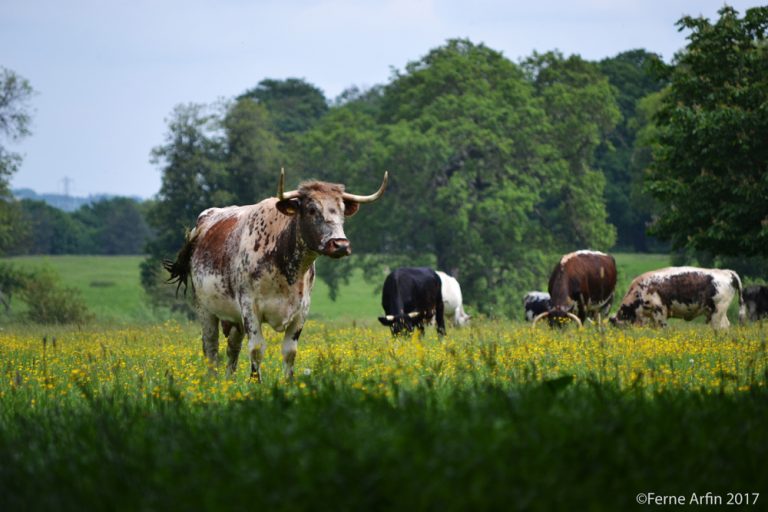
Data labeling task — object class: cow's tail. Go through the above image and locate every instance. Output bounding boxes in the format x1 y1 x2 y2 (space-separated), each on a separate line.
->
730 270 746 324
163 229 198 297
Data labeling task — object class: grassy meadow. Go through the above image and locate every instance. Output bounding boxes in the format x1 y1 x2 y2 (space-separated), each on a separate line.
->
3 253 768 510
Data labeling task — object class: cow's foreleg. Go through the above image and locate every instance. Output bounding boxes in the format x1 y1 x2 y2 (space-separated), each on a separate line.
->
246 327 267 383
282 324 303 381
435 301 446 337
200 312 220 372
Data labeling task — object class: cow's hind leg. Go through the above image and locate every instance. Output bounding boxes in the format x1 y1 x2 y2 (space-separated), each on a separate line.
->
223 321 244 376
200 312 219 372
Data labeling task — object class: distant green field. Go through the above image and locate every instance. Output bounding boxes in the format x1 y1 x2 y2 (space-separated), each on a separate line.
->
1 253 675 325
0 255 382 326
612 252 671 299
2 255 160 324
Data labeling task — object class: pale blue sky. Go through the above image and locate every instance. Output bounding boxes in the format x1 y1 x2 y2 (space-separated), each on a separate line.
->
2 1 760 198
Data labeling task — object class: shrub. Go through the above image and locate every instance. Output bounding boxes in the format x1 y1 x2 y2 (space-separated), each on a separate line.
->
17 267 93 324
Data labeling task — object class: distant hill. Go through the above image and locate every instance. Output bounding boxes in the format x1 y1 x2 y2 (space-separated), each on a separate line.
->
12 189 144 212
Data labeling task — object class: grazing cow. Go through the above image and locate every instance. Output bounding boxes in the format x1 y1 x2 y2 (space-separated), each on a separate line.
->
532 250 617 327
436 271 470 327
165 169 388 381
523 291 551 322
739 284 768 322
379 267 446 336
610 267 743 329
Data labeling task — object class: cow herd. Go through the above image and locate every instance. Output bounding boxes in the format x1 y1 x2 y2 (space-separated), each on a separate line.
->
165 171 768 380
524 250 767 330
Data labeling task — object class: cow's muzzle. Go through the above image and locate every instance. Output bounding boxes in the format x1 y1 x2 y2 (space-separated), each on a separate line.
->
325 238 351 258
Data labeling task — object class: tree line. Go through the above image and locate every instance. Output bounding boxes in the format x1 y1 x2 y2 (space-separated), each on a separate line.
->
5 197 151 256
1 5 766 319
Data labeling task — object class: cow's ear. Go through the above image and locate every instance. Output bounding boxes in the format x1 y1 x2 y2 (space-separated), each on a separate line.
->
276 199 300 216
378 316 393 326
343 200 360 217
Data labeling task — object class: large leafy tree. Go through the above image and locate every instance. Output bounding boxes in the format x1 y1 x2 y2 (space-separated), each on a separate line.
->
596 50 668 251
522 51 620 250
294 40 622 316
647 6 768 257
377 40 561 315
0 67 34 253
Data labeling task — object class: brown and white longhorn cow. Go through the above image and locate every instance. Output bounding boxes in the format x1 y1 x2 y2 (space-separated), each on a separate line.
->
165 170 387 381
532 250 617 328
610 267 743 329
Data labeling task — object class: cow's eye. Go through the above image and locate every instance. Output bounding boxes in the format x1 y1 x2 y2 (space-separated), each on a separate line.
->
307 205 318 216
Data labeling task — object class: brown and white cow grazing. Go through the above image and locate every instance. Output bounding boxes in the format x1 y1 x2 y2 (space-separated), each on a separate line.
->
610 267 743 329
532 250 617 328
164 169 387 381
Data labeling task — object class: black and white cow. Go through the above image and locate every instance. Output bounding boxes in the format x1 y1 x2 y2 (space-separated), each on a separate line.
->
165 169 388 381
378 267 446 337
611 266 743 329
523 291 551 322
741 284 768 322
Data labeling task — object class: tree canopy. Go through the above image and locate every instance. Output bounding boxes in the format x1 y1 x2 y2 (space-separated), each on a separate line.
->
647 6 768 257
596 50 668 251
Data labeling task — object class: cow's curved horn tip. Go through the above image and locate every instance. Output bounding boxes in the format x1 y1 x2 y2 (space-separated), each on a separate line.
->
565 312 583 328
531 311 549 328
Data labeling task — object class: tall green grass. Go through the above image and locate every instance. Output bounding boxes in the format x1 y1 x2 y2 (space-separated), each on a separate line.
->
1 375 766 510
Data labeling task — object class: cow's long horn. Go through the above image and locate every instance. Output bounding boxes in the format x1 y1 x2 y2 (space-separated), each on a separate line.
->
277 168 300 200
531 311 549 327
565 312 583 328
341 171 388 203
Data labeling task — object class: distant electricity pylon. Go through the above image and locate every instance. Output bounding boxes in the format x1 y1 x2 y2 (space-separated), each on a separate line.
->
61 176 73 197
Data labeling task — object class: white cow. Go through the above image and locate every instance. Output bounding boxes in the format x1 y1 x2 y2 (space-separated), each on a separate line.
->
436 271 470 327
